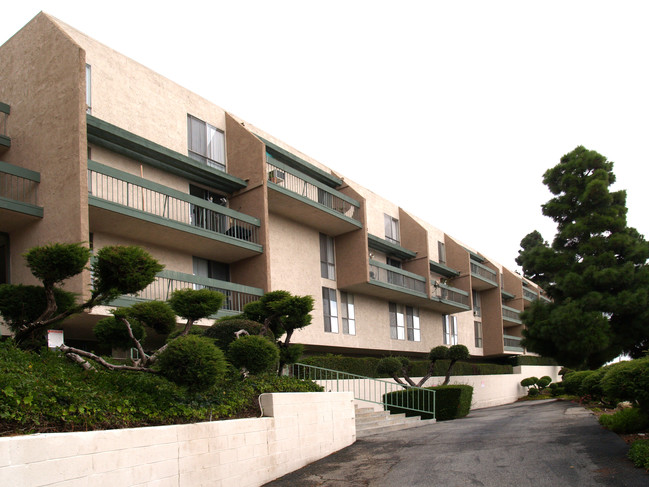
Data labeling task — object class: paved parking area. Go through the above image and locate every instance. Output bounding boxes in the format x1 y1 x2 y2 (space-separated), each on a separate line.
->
264 400 648 486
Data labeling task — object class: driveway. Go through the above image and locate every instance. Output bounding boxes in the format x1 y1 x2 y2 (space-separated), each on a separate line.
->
264 400 648 486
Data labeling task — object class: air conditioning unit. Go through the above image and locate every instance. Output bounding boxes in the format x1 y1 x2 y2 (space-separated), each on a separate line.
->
268 169 285 184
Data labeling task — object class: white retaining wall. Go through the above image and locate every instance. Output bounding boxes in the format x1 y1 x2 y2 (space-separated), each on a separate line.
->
0 392 355 487
318 365 562 411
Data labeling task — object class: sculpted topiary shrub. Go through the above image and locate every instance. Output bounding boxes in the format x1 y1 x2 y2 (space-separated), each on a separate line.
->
228 335 279 375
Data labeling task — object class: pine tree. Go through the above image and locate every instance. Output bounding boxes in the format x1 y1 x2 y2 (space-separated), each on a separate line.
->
516 146 649 368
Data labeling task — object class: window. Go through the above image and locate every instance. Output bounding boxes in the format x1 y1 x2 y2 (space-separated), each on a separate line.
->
85 64 92 114
322 287 339 333
474 321 483 348
320 234 335 280
187 115 226 171
472 290 482 317
340 292 355 335
438 241 446 264
443 314 458 345
193 256 230 282
384 214 400 244
390 303 419 341
406 306 420 342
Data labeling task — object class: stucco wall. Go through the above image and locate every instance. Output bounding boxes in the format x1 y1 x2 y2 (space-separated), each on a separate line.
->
0 392 355 487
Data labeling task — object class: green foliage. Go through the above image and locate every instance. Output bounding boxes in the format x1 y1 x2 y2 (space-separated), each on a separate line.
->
561 370 595 396
156 335 226 391
383 385 473 421
119 301 177 336
448 344 470 361
521 377 537 388
511 356 558 366
549 382 565 397
521 376 552 396
23 242 89 286
0 341 322 436
0 284 76 332
601 358 649 411
527 388 540 397
599 407 649 434
227 335 279 375
94 316 145 350
429 346 449 361
579 367 608 401
377 357 404 376
628 439 649 470
243 291 314 337
538 376 552 390
92 245 163 296
279 343 304 365
168 288 224 321
204 319 270 351
299 354 513 378
517 147 649 368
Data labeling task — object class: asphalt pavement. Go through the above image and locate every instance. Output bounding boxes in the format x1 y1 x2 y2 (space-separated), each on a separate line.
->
263 399 649 486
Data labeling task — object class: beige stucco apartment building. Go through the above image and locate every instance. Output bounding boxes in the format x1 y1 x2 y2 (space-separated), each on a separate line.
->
0 13 547 359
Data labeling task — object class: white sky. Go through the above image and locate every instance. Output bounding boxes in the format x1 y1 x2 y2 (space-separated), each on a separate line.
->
3 1 649 271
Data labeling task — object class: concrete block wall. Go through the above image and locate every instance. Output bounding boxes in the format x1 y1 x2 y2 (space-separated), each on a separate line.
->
0 392 355 487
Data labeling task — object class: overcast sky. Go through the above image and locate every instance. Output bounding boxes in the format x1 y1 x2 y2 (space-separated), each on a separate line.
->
3 1 649 271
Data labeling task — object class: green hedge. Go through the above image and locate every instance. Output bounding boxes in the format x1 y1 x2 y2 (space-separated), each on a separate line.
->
511 356 558 366
300 354 512 378
383 385 473 421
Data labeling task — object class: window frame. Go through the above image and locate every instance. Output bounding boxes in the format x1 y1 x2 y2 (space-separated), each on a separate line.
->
187 114 226 171
322 287 339 333
319 233 335 280
443 314 458 345
474 321 483 348
340 292 356 335
384 214 400 244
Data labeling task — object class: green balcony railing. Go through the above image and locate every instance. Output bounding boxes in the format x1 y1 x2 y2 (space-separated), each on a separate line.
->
370 260 427 295
523 287 538 302
88 161 260 245
504 334 524 352
0 160 42 218
266 159 361 223
502 305 522 323
470 261 498 285
116 270 263 313
431 282 470 308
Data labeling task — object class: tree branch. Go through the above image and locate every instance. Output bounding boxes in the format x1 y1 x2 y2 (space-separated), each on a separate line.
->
119 316 148 364
60 344 158 373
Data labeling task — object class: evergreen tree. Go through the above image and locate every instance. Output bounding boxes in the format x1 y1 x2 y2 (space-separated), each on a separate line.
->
517 146 649 368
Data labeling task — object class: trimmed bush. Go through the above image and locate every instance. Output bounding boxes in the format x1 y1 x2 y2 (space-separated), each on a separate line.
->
156 335 227 390
383 384 473 421
528 388 540 397
512 356 558 366
228 335 279 375
561 370 594 395
628 439 649 471
599 407 649 434
580 367 607 401
377 357 405 376
601 358 649 411
204 319 271 351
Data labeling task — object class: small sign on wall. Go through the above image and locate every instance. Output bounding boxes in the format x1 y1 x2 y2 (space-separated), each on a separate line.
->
47 330 64 349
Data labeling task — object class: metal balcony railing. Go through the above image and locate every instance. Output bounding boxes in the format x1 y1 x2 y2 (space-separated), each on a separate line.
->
370 260 427 294
119 270 263 313
470 261 498 284
266 161 360 222
502 305 522 322
432 282 470 307
523 287 539 302
88 164 260 244
504 334 524 351
0 161 39 207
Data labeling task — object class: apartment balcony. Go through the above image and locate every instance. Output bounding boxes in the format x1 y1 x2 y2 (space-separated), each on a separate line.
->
110 270 264 316
0 160 43 231
0 103 9 150
504 334 525 353
470 260 498 290
87 115 246 193
266 159 362 236
87 161 262 263
523 287 539 307
502 305 523 326
430 282 471 314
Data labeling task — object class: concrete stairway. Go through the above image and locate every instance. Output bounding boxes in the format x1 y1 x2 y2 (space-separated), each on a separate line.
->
355 405 433 438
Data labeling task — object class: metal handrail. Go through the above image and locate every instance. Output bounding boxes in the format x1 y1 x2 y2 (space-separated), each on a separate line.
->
290 363 436 419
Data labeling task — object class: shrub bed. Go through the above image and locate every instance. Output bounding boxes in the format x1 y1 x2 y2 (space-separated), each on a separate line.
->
598 407 649 434
629 439 649 471
0 342 321 436
383 384 473 421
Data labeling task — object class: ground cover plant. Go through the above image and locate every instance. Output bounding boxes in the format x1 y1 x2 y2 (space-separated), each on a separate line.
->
0 341 322 436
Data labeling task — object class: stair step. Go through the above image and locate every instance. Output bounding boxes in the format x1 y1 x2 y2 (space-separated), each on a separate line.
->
354 404 434 438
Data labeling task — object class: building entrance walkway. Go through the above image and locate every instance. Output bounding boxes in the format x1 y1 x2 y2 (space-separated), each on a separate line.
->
264 400 648 486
